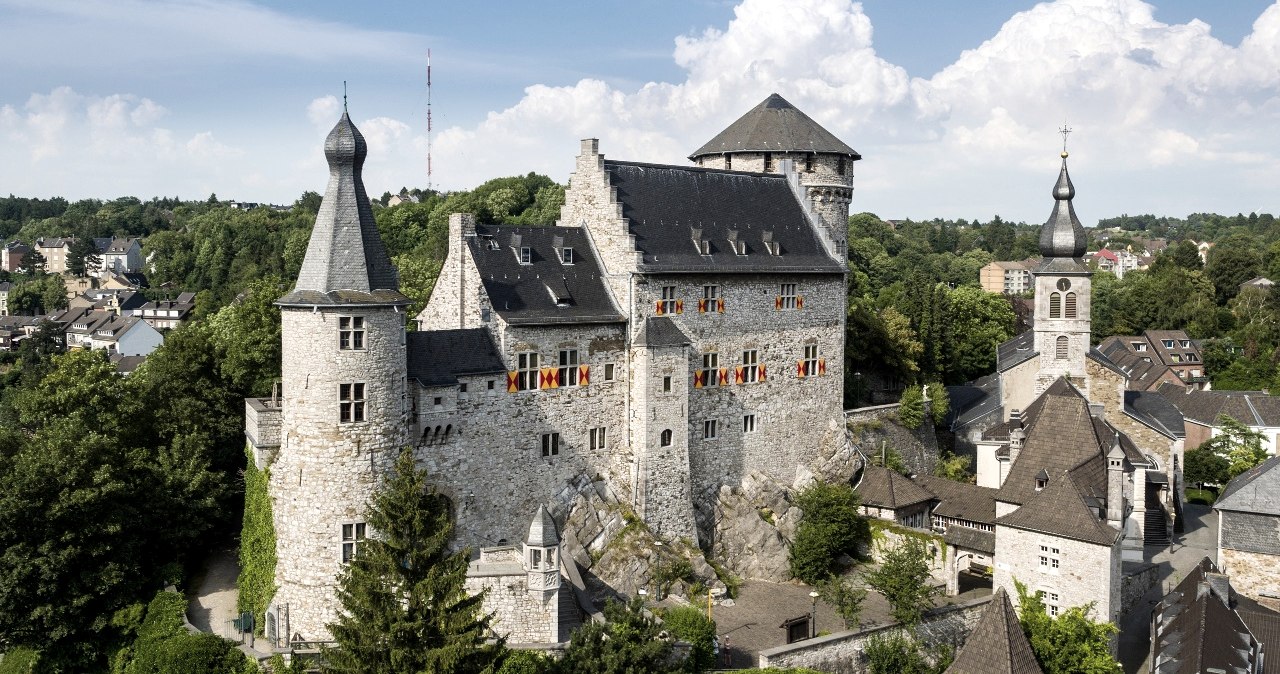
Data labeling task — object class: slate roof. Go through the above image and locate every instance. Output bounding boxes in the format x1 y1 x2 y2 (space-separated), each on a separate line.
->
689 93 860 159
996 331 1037 373
1099 338 1175 391
1124 390 1185 439
1152 557 1266 674
405 328 506 387
110 353 146 375
1215 455 1280 516
468 224 623 325
603 160 844 274
526 505 560 547
1156 383 1280 428
943 526 996 555
856 464 934 510
947 373 1001 431
635 316 691 348
1239 606 1280 674
1144 329 1202 369
944 588 1043 674
281 112 407 307
912 474 998 525
996 469 1121 546
1038 157 1087 260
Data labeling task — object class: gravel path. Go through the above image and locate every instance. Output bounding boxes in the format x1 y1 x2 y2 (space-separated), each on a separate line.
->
188 547 241 638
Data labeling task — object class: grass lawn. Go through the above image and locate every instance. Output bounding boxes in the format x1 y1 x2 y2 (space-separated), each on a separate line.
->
1186 488 1217 506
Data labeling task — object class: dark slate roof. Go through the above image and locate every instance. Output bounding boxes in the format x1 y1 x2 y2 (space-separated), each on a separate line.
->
405 329 506 387
1124 390 1185 439
1099 338 1174 390
1038 157 1087 259
603 160 844 273
856 464 934 510
913 474 998 525
468 224 623 325
1215 455 1280 516
943 526 996 555
996 331 1037 373
1085 346 1130 379
1156 383 1280 428
1239 606 1280 674
1152 557 1265 674
526 505 560 547
944 588 1043 674
110 353 146 374
689 93 860 159
1144 329 1202 368
635 316 690 348
996 469 1121 546
947 373 1001 431
281 112 406 307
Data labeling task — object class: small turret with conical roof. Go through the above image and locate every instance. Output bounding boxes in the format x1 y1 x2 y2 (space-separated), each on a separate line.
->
1031 150 1093 395
524 506 561 595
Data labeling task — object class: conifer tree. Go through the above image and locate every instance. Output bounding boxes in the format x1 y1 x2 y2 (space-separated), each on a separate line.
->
324 449 503 674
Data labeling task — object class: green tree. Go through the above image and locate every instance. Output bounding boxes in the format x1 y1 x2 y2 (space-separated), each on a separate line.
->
1014 580 1120 674
1199 416 1269 479
866 539 940 628
897 385 925 429
789 482 870 584
324 449 502 674
863 630 949 674
933 451 972 483
66 235 101 276
1168 240 1204 271
661 605 716 673
20 247 45 274
1206 234 1262 303
944 285 1015 384
816 576 868 629
556 598 676 674
205 276 284 396
1183 445 1229 488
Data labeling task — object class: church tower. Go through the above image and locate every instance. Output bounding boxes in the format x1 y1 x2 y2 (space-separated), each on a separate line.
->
268 111 411 643
688 93 860 260
1032 151 1091 394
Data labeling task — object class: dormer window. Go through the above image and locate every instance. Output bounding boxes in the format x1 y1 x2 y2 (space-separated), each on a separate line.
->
1162 339 1175 348
697 240 711 255
519 247 531 265
1180 340 1191 348
1035 479 1047 491
561 247 574 265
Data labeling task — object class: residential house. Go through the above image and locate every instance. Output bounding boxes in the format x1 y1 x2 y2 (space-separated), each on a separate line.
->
0 316 41 350
387 188 418 206
855 464 934 529
1 241 29 272
1098 329 1206 387
60 308 162 356
1196 240 1214 264
1215 456 1280 610
1241 276 1275 293
138 292 196 330
93 237 143 277
979 260 1032 294
1091 248 1141 278
110 353 147 376
1096 338 1186 392
1149 557 1276 674
0 281 10 316
63 274 96 301
1156 383 1280 456
34 237 74 274
102 272 148 290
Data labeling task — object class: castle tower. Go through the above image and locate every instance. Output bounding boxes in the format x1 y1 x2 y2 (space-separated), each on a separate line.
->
689 93 860 260
268 111 411 643
1031 152 1091 395
523 506 562 596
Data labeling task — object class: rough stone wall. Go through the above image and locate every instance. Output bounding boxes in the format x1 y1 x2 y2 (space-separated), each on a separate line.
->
1120 562 1160 613
1032 272 1091 389
1220 547 1280 607
757 596 991 673
271 305 408 642
629 342 697 540
994 524 1121 625
413 322 631 549
558 140 641 306
415 213 487 331
465 565 559 644
1184 420 1211 450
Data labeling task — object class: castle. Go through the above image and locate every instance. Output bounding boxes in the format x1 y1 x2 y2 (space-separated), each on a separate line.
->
245 94 860 643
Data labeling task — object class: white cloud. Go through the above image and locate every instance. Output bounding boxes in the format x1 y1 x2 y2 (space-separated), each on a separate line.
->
308 96 342 131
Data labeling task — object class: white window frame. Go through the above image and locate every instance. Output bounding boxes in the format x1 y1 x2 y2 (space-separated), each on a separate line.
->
519 247 532 265
803 344 819 377
561 247 574 265
517 351 539 391
701 352 719 388
589 427 607 451
743 414 757 434
1038 544 1060 573
339 316 365 350
339 382 366 423
558 349 580 387
742 349 759 383
341 521 367 564
659 285 678 314
540 432 560 457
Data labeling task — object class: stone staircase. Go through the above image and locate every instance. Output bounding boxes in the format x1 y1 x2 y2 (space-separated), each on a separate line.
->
1144 490 1171 547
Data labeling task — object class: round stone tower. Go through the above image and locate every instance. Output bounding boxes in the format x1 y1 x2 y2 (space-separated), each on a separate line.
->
268 111 411 643
689 93 860 259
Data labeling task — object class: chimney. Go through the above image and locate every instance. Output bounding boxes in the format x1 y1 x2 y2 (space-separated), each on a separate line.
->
1090 402 1105 418
580 138 599 157
1205 572 1232 607
1009 427 1026 466
449 212 476 242
1106 439 1125 528
1009 408 1022 424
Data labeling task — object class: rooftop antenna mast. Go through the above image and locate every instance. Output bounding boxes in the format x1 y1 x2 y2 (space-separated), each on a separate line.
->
427 50 433 192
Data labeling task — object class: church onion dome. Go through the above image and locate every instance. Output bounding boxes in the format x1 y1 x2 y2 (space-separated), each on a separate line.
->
688 93 860 161
279 111 408 307
1038 154 1087 259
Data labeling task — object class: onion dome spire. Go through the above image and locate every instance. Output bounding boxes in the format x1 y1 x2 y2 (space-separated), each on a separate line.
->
1038 151 1087 259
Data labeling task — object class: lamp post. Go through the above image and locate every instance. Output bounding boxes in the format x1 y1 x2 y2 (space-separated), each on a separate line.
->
809 590 820 639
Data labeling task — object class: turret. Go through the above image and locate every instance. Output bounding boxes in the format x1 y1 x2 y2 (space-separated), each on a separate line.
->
524 506 561 595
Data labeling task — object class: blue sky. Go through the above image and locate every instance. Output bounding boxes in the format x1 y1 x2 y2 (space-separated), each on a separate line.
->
2 0 1278 224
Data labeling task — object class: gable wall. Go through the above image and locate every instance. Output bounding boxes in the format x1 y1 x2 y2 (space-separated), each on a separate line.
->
994 525 1121 624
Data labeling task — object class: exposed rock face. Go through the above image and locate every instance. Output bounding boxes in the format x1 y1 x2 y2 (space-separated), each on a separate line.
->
708 471 797 582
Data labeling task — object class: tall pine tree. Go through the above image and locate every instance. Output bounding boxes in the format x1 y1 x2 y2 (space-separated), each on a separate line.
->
324 449 503 674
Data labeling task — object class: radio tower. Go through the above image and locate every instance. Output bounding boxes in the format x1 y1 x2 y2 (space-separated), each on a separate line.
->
427 49 433 193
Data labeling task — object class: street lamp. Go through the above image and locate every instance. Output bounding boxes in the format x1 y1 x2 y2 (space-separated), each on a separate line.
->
809 590 820 639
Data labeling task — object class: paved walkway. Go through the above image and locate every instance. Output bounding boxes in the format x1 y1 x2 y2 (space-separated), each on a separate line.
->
1116 503 1219 674
188 547 241 638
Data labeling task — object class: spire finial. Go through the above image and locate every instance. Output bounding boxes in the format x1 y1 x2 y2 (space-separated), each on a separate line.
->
343 81 348 113
1059 122 1071 158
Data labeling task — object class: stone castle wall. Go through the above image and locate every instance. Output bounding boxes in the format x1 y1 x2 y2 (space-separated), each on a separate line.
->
1221 547 1280 610
630 342 697 540
994 524 1121 624
558 140 641 307
464 546 560 644
271 305 409 642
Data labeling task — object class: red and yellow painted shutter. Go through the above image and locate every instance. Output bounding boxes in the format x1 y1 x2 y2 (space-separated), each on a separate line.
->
698 299 707 313
579 364 590 385
507 371 519 393
759 363 767 382
719 368 729 386
717 298 725 313
774 296 783 310
693 371 705 388
540 367 561 389
818 358 827 376
797 296 805 309
655 300 665 316
734 365 744 384
797 360 806 378
675 300 684 314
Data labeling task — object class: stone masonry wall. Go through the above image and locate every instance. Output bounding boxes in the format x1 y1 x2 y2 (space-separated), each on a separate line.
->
758 596 991 673
558 139 641 307
271 305 409 642
1221 547 1280 608
629 342 697 540
1032 273 1092 388
415 213 486 330
465 559 559 645
413 321 631 550
994 524 1121 625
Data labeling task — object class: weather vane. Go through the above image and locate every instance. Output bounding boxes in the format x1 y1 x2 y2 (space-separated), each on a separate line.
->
343 81 348 113
1059 123 1072 157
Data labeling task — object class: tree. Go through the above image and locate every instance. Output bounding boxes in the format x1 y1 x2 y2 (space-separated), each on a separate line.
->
944 286 1015 384
898 385 925 429
1199 415 1269 480
556 598 676 674
863 630 950 674
866 539 940 628
817 576 868 629
20 246 45 274
1206 235 1262 303
1183 445 1229 488
1168 240 1204 271
933 452 972 483
660 605 716 673
789 482 871 584
1014 580 1120 674
67 235 101 276
324 448 503 674
204 276 284 396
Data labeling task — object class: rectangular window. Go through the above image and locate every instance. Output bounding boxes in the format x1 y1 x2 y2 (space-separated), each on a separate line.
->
742 349 759 384
540 432 560 457
779 283 798 310
341 522 366 563
517 352 539 391
1047 592 1060 617
339 316 365 350
743 414 757 433
700 352 719 388
604 363 616 382
1163 339 1175 348
701 284 722 313
558 349 580 387
663 376 672 393
339 383 366 423
589 427 607 450
803 345 819 377
1038 545 1060 571
703 419 718 440
519 247 532 264
561 247 574 264
659 286 678 315
487 379 496 391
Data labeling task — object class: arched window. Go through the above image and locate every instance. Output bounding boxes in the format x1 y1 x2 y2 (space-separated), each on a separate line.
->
1065 292 1077 318
444 424 452 440
1056 336 1068 360
660 429 673 447
1049 292 1062 319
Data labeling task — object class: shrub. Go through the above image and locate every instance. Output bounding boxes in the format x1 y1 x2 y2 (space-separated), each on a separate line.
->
788 482 870 584
237 443 276 631
661 606 716 672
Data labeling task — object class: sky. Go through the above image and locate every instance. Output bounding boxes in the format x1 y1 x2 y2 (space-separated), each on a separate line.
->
2 0 1279 225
